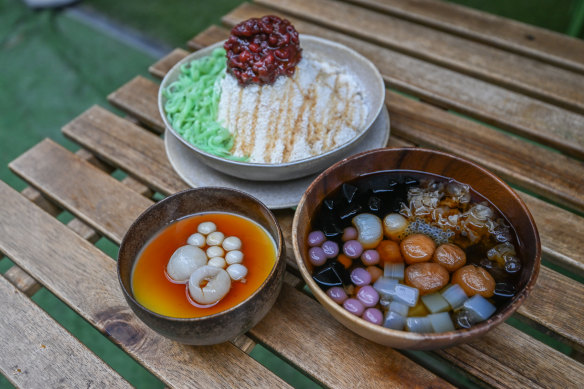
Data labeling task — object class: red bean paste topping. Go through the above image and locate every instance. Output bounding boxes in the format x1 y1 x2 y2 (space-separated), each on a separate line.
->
224 15 302 86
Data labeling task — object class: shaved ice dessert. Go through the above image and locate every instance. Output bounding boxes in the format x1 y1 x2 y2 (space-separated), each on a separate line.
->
163 15 369 163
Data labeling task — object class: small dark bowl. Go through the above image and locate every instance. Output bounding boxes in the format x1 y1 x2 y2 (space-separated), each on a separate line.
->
118 187 286 345
292 148 541 350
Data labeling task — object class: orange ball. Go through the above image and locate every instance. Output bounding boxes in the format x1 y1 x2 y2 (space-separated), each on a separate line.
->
366 265 383 283
451 265 495 298
400 234 436 264
376 240 403 263
405 262 449 295
433 243 466 272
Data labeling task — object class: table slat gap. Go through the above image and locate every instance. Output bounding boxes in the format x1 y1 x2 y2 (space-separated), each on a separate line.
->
3 266 42 297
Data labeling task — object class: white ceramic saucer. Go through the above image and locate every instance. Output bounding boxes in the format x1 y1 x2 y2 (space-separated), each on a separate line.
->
165 107 390 209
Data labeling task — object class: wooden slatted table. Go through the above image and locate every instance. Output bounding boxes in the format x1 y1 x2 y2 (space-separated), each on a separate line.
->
2 0 584 387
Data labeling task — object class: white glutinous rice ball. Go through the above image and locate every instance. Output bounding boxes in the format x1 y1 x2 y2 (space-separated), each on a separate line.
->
188 265 231 305
208 256 227 268
222 236 242 251
197 221 216 235
227 264 248 281
206 245 224 258
225 250 244 264
206 231 225 246
166 245 207 282
187 233 206 247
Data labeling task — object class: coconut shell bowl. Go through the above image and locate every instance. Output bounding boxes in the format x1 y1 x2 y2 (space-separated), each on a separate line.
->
292 148 540 350
118 187 286 345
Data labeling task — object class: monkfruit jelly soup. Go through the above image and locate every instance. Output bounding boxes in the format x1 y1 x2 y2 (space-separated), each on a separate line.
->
132 212 276 318
308 170 524 331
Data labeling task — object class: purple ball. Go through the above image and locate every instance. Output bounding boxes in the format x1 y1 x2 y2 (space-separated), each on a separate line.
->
342 227 358 242
356 285 380 307
307 230 326 247
361 249 380 266
343 298 365 316
326 286 348 304
350 267 372 286
321 240 339 258
343 240 363 259
308 246 327 266
362 308 384 325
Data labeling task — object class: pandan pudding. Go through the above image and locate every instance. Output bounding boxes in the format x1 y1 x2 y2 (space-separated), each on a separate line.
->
163 15 369 163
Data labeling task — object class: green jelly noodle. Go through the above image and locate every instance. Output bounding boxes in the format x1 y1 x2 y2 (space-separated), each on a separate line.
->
164 48 246 160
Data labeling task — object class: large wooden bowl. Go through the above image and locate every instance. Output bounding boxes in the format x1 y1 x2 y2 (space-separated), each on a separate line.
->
118 187 286 345
292 148 541 350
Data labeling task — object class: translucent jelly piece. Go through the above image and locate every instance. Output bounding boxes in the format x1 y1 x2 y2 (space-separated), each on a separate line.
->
441 284 468 309
463 295 496 322
453 309 473 329
369 176 395 194
404 176 419 186
339 203 362 220
313 261 350 288
323 222 343 239
383 262 405 280
368 196 381 212
373 278 418 307
383 311 406 330
342 183 358 204
323 199 335 211
406 316 433 333
428 312 455 332
373 277 399 296
421 292 450 313
389 301 409 317
494 282 517 298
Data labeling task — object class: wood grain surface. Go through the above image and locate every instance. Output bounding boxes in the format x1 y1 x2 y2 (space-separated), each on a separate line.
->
343 0 584 74
0 181 290 389
224 3 584 160
0 274 131 388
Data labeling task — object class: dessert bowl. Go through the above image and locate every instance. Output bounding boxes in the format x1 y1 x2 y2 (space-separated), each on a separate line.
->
159 35 386 181
292 148 541 350
118 187 286 345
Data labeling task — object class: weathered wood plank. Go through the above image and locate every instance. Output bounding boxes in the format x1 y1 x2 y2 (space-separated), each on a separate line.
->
62 106 187 195
108 77 165 133
0 274 130 388
187 25 232 51
223 4 584 159
256 0 584 113
517 266 584 351
3 266 41 297
436 321 584 388
107 78 164 134
0 181 290 388
343 0 584 74
10 139 155 245
520 194 584 277
148 48 189 79
387 92 584 214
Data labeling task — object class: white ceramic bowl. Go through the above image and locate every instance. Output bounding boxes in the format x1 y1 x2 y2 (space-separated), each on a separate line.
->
159 35 386 181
